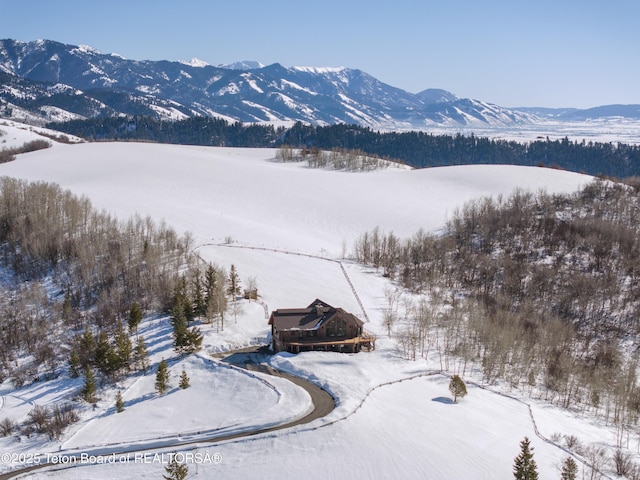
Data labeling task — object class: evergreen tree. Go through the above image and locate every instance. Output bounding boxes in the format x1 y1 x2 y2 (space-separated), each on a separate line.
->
182 327 203 354
227 264 241 323
204 263 227 331
114 322 132 373
449 375 468 403
174 276 195 325
192 270 206 318
179 369 190 389
171 295 203 354
155 358 170 395
227 264 241 299
163 454 188 480
133 336 149 373
128 302 143 335
77 327 96 369
94 330 117 376
513 437 539 480
184 295 195 325
171 296 189 351
68 349 81 378
204 263 218 322
560 456 577 480
115 391 124 413
82 365 97 403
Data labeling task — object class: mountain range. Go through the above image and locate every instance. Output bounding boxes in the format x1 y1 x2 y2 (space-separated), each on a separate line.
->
1 39 639 129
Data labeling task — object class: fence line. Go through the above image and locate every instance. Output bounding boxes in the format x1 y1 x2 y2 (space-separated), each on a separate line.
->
200 242 370 322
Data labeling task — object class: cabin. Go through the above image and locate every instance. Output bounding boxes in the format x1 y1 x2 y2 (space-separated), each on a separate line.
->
244 287 258 300
268 299 376 353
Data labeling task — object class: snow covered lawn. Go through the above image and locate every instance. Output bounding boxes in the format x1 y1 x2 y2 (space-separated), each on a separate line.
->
23 372 573 480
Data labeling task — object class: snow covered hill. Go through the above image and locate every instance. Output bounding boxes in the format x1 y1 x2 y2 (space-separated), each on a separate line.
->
0 142 622 480
0 142 589 255
0 119 82 148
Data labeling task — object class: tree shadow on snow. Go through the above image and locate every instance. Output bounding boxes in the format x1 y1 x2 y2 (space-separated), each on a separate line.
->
124 392 157 408
431 396 455 405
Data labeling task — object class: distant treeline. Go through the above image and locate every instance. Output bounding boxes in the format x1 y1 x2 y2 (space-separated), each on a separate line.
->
283 123 640 177
47 116 284 147
47 117 640 177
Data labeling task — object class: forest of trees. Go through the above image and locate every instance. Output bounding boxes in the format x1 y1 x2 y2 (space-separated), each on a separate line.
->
0 178 191 359
47 116 284 147
354 179 640 441
0 177 209 438
0 176 248 442
281 123 640 178
354 178 640 477
47 117 640 178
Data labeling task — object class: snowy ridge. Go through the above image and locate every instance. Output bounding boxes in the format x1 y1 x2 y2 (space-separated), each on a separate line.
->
2 39 638 135
218 60 265 70
292 65 347 74
0 39 539 128
180 57 209 68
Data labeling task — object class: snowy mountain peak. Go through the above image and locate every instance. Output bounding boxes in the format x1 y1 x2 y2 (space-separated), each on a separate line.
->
219 60 265 70
181 57 210 68
292 65 347 74
75 44 102 55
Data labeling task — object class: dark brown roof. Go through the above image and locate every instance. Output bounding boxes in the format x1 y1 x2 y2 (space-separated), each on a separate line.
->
269 299 364 331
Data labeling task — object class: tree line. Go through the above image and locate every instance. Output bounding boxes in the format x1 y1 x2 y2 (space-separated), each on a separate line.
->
281 123 640 178
47 117 640 178
46 116 284 147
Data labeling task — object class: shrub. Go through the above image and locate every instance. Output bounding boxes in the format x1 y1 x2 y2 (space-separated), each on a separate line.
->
0 139 51 164
0 417 16 437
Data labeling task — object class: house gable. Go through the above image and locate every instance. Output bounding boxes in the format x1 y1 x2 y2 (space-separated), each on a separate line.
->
269 299 373 354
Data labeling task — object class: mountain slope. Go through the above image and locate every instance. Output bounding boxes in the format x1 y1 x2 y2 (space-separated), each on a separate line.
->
3 39 638 133
0 39 535 128
520 104 640 120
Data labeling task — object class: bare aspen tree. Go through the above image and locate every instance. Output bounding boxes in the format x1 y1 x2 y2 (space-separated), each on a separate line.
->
383 286 401 337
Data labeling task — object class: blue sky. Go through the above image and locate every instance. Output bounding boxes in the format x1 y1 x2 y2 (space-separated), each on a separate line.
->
1 0 638 108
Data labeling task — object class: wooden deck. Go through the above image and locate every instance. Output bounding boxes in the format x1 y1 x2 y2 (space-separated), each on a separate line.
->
281 330 376 353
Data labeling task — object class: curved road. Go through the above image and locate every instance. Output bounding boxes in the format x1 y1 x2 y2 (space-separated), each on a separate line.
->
0 348 335 479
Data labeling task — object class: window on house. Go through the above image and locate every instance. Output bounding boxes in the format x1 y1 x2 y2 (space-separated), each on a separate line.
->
327 318 346 337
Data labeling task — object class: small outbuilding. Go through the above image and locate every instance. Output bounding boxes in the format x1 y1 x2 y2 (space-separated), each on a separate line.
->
268 299 376 353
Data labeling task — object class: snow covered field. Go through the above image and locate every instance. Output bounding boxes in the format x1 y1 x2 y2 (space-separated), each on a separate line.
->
0 132 625 479
423 117 640 145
